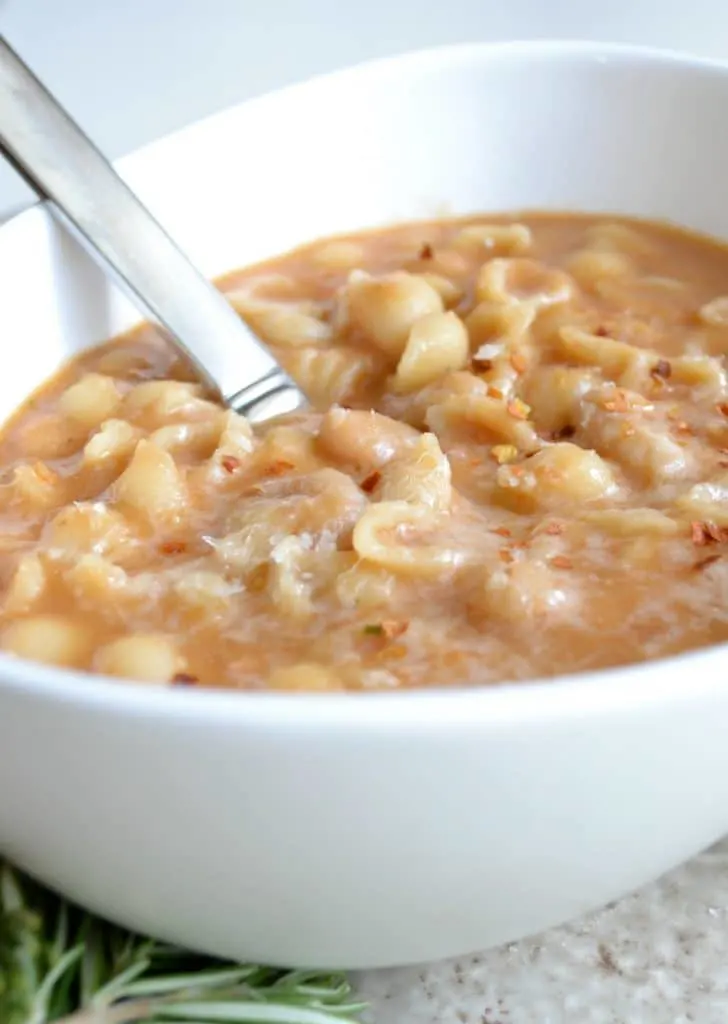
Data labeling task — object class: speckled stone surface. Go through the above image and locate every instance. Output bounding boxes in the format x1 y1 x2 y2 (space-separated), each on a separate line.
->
358 840 728 1023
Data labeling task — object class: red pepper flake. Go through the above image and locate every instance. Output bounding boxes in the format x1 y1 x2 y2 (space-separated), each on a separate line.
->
602 390 630 413
510 351 528 374
472 357 493 373
651 359 672 380
221 455 241 473
498 548 514 564
361 470 381 493
159 539 187 555
672 420 693 436
491 526 512 537
594 326 609 337
550 554 573 569
418 242 434 260
691 520 728 546
381 619 409 640
691 521 709 545
545 522 565 536
263 459 295 477
694 554 721 571
507 398 531 420
487 385 504 400
171 672 199 686
717 402 728 417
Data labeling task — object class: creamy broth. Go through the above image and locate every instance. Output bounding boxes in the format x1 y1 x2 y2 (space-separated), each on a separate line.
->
2 212 728 690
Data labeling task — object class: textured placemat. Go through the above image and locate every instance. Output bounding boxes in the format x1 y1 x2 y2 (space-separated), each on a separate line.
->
359 840 728 1023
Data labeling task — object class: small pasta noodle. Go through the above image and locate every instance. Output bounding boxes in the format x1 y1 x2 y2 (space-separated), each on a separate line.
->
353 500 461 577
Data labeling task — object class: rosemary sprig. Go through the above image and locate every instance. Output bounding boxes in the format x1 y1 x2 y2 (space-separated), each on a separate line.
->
0 862 366 1024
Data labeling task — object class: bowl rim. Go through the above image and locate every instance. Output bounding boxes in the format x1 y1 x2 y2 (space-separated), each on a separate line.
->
3 36 728 725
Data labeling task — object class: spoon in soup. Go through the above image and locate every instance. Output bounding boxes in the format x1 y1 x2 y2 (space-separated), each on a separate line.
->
0 35 308 424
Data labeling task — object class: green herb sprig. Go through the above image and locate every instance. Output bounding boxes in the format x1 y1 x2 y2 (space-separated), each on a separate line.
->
0 861 366 1024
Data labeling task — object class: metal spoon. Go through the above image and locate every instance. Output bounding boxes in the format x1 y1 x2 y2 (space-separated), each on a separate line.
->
0 35 308 424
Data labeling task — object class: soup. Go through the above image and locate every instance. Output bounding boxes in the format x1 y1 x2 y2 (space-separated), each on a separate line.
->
1 212 728 691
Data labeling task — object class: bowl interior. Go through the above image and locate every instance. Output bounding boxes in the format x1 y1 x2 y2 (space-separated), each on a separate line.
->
1 42 728 420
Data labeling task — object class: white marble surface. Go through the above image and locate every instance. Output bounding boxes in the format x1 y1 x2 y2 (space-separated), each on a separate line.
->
360 841 728 1022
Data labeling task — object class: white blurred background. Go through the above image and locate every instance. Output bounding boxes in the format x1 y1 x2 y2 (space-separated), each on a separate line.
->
1 0 728 219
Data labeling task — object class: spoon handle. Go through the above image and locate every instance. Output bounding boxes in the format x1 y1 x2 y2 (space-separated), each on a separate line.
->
0 36 307 422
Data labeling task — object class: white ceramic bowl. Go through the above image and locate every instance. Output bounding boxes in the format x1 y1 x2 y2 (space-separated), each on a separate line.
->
2 41 728 970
